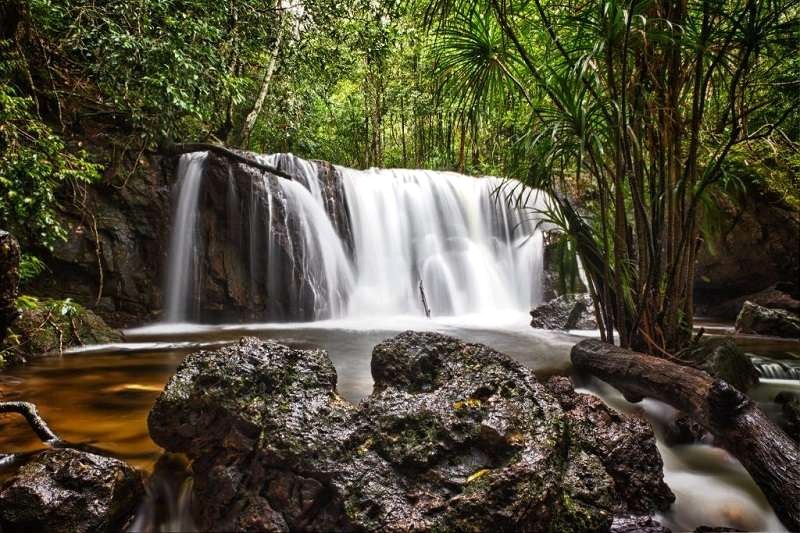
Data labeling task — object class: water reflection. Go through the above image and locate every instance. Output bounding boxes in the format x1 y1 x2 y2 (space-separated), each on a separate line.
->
1 317 798 531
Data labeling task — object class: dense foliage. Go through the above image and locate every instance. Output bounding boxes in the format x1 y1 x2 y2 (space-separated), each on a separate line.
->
1 0 798 351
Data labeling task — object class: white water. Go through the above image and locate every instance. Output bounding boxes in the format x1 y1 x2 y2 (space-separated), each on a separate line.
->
341 168 545 317
164 152 208 321
164 153 546 322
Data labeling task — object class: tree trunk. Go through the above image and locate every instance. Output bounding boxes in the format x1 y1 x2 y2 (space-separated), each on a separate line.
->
160 142 294 181
0 230 20 345
239 11 286 146
571 339 800 531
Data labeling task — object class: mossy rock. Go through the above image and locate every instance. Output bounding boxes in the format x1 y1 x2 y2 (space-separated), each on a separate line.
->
149 331 673 532
1 298 121 367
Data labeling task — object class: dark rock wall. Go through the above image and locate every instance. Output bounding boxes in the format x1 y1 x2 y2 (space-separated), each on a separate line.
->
190 153 354 322
28 155 175 326
695 186 799 303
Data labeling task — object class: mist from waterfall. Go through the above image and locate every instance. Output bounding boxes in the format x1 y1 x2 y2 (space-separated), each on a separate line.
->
163 152 547 322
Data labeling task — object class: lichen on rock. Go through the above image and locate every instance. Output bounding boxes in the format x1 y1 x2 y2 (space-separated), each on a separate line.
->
149 331 673 531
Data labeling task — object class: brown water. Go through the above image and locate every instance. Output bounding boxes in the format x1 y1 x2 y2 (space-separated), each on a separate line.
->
1 316 798 531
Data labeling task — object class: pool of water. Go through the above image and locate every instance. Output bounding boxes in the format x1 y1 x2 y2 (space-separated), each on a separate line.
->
1 314 798 531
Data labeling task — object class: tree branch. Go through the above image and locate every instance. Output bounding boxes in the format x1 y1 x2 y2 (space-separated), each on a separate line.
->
0 401 62 444
159 142 295 181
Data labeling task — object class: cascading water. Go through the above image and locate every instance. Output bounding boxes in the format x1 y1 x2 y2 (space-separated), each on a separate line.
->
341 168 545 317
164 152 207 322
163 152 547 322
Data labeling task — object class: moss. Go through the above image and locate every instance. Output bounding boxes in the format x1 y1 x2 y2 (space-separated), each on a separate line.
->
0 297 121 365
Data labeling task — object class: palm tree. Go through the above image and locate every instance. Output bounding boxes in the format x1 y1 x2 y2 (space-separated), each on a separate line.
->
426 0 800 353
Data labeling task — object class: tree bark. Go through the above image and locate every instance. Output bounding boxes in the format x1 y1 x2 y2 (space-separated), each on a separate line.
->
239 11 286 146
571 339 800 531
0 230 20 345
0 401 62 444
159 142 294 181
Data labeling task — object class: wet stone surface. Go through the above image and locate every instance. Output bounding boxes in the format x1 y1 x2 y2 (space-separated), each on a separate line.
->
149 331 673 532
0 448 144 533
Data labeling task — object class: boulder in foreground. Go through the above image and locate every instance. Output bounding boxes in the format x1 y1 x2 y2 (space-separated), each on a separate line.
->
0 448 143 533
149 331 672 531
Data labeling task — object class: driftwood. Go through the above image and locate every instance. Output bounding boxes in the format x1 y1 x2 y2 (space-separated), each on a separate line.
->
419 279 431 318
0 401 62 444
160 142 295 181
571 339 800 531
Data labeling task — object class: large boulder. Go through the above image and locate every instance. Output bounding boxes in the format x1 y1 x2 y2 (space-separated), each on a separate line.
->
735 301 800 339
0 448 144 533
694 183 799 300
149 332 672 531
530 293 597 330
677 337 760 392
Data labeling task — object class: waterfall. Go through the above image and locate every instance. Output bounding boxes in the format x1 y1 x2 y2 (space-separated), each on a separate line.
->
341 168 545 317
164 152 547 322
164 152 207 322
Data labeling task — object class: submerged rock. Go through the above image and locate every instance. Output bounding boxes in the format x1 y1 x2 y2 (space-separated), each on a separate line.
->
530 293 597 330
677 337 760 392
0 448 144 533
149 331 672 531
734 301 800 339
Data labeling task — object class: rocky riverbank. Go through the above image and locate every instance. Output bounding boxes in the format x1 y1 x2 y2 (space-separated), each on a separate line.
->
147 331 673 531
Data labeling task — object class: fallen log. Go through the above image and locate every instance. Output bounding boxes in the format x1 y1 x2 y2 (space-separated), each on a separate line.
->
571 339 800 531
159 142 295 181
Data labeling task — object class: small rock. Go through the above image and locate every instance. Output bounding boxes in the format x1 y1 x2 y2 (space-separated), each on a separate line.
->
530 293 597 330
663 414 710 446
611 514 670 532
0 448 144 533
735 301 800 339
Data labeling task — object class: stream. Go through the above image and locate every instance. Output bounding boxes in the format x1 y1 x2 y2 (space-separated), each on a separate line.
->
1 314 798 531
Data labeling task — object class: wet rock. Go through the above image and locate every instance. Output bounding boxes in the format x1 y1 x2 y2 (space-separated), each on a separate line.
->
775 391 800 443
700 283 800 320
610 515 670 532
545 377 675 513
0 448 144 533
734 301 800 339
0 230 20 345
187 152 352 322
530 293 597 330
662 414 710 446
677 337 760 392
1 299 122 367
149 332 674 532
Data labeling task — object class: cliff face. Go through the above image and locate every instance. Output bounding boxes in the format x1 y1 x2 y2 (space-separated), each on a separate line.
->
694 185 800 306
29 155 175 326
178 152 355 322
30 149 798 326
